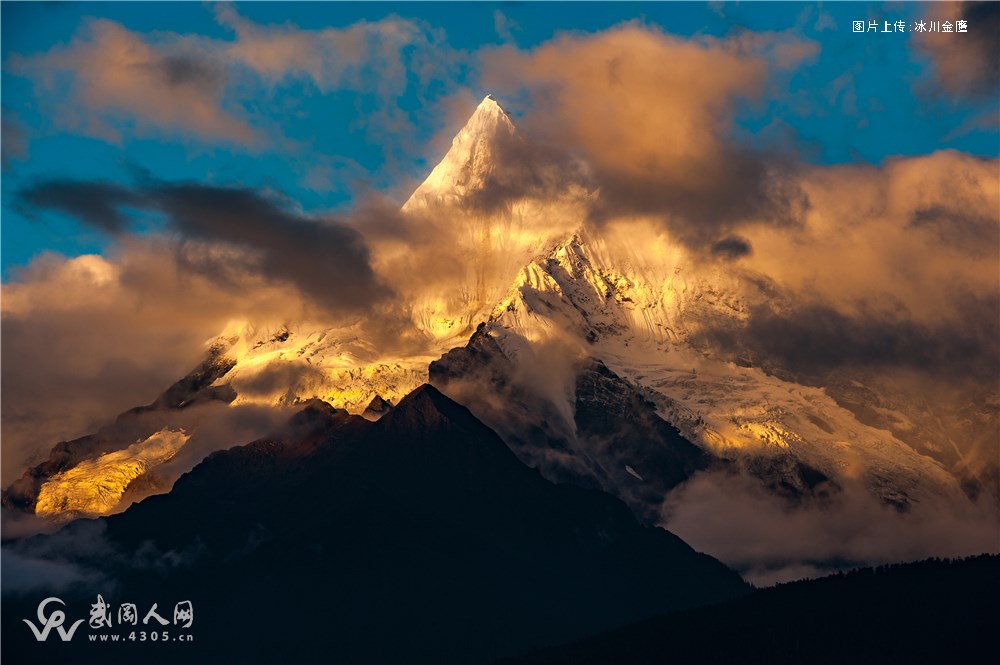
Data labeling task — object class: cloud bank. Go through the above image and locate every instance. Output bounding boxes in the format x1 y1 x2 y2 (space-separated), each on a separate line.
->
16 180 388 313
8 7 458 153
480 23 816 248
662 469 1000 586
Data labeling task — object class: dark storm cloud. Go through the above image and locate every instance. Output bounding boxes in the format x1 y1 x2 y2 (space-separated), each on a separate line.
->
583 147 807 250
711 234 753 260
16 180 142 234
702 296 1000 383
150 55 225 90
150 184 387 311
908 205 1000 257
917 1 1000 100
15 180 388 312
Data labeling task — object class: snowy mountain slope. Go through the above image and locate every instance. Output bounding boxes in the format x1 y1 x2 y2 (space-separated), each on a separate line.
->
34 429 189 519
207 320 434 413
404 94 519 211
387 96 592 341
431 230 971 513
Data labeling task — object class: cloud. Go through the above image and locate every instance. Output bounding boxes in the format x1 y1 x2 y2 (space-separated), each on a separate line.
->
493 10 520 44
0 513 208 591
741 150 999 327
689 149 999 485
703 296 999 385
1 546 103 594
16 180 141 233
479 23 817 249
8 19 254 145
915 1 1000 100
213 3 434 93
225 361 328 402
0 519 113 593
8 8 458 153
16 179 389 313
812 11 836 32
0 239 312 485
662 469 1000 586
944 108 1000 140
212 4 457 163
1 108 29 169
710 234 753 260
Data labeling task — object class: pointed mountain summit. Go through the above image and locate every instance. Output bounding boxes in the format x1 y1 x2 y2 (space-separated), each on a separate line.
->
404 94 519 209
361 394 393 421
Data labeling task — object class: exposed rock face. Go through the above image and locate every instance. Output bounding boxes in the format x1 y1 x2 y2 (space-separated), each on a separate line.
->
431 334 711 523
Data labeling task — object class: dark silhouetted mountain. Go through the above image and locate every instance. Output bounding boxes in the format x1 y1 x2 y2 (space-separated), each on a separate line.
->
361 394 393 421
509 555 1000 665
2 385 748 665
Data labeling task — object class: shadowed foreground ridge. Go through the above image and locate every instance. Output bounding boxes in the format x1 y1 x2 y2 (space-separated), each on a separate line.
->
509 554 1000 665
3 384 748 665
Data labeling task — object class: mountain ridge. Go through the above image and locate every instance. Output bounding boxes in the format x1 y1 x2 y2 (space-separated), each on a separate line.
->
2 382 749 664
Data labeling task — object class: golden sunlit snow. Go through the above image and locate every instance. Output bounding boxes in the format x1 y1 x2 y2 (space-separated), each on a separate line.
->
35 429 189 518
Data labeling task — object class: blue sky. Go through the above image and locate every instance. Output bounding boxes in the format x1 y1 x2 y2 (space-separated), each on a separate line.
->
2 1 997 274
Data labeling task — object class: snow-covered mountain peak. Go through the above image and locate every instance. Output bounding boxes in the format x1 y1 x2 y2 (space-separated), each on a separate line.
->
472 94 507 121
390 96 591 340
403 94 517 210
490 228 736 348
